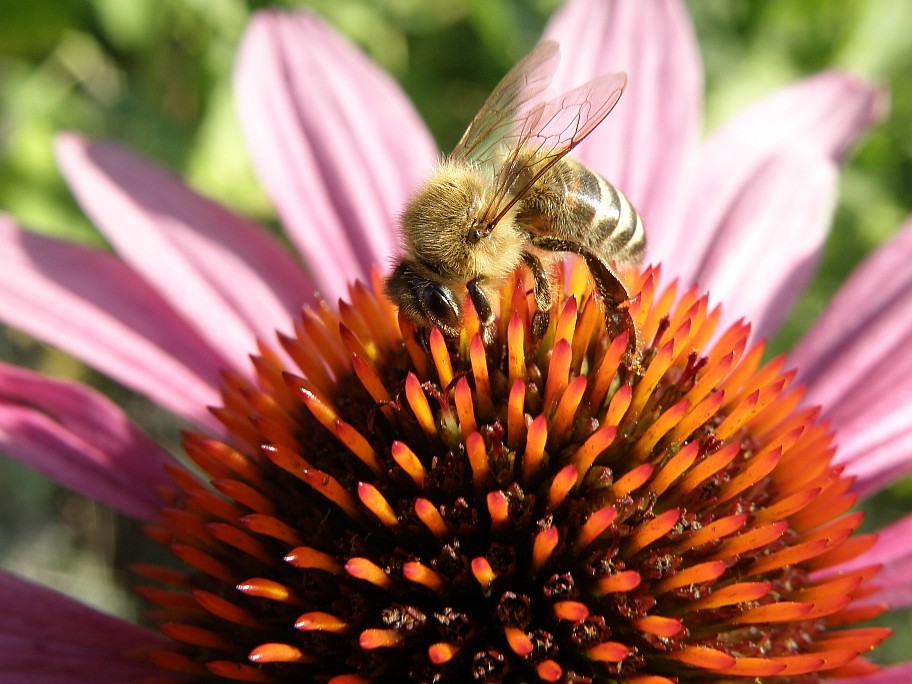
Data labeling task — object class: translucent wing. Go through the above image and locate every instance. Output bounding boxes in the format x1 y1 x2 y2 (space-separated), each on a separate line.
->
481 71 627 228
450 40 627 233
451 40 560 164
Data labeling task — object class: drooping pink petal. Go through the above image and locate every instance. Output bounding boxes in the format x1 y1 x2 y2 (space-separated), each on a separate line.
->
0 362 173 520
681 151 837 340
0 571 169 683
544 0 703 237
838 665 912 684
835 423 912 500
663 71 884 324
0 216 225 427
55 134 313 368
793 216 912 398
790 217 912 494
234 9 437 303
839 513 912 610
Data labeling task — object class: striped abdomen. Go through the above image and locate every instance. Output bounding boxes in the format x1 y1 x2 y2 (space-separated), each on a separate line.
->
517 156 645 267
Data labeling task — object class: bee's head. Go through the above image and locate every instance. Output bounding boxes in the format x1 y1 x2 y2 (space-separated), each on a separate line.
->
384 260 462 337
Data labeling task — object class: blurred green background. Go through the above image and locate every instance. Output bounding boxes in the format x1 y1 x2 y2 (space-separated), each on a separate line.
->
1 0 910 665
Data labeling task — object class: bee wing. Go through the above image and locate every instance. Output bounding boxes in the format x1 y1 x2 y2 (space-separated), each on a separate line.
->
482 71 628 228
450 39 626 232
451 40 560 164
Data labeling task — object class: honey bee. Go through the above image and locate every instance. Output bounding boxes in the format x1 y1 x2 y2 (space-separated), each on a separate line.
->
385 40 645 359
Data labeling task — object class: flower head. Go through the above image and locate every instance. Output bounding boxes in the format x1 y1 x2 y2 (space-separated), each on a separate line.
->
135 263 888 682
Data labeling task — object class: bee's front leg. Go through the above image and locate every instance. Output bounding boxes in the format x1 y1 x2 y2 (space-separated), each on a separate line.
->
521 250 552 339
466 277 495 345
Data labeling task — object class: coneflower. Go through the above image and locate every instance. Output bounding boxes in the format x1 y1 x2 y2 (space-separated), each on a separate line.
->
2 2 910 682
141 263 889 683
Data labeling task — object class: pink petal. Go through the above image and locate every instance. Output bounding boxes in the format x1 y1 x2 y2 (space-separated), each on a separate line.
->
544 0 703 238
838 665 912 684
790 217 912 492
0 216 225 427
0 571 169 683
793 216 912 396
234 9 437 302
680 151 837 340
0 362 172 520
841 513 912 610
831 392 912 498
663 72 883 318
55 134 313 367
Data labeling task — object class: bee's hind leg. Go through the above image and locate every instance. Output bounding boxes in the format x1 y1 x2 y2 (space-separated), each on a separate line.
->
527 235 641 370
467 277 496 345
521 250 552 339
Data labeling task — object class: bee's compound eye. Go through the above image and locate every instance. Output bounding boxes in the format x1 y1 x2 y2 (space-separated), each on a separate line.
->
420 283 460 332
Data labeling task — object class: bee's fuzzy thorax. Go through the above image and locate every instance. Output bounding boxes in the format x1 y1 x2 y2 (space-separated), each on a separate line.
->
400 158 525 282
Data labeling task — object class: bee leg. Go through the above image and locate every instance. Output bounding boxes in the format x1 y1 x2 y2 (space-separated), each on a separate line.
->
466 277 496 345
527 235 641 369
416 326 431 352
520 250 552 339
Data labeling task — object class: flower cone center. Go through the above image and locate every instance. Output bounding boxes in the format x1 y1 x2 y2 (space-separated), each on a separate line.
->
136 263 888 683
